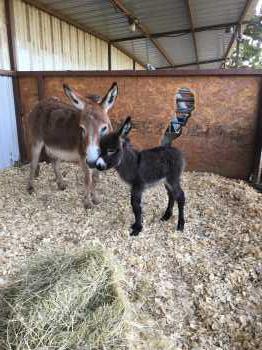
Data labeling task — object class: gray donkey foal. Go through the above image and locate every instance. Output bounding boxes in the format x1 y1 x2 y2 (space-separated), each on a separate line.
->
96 117 186 236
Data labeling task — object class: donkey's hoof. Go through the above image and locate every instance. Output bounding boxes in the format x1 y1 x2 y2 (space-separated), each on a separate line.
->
161 211 172 221
58 182 66 191
83 201 93 210
27 186 34 194
91 195 100 205
130 223 142 236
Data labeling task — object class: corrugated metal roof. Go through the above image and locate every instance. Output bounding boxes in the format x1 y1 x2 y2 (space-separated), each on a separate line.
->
156 35 196 66
189 0 248 27
195 29 233 61
119 38 169 67
33 0 259 69
122 0 190 33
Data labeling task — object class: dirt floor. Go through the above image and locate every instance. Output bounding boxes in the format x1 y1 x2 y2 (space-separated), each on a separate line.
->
0 163 261 350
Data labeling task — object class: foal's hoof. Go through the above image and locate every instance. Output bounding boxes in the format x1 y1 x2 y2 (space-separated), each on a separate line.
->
161 211 172 221
177 220 185 232
27 185 34 195
58 182 66 191
130 223 142 236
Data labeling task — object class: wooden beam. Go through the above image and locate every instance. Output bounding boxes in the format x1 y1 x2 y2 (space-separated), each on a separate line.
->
4 0 26 162
22 0 146 68
110 0 175 66
158 58 225 69
186 0 200 68
0 69 16 76
222 0 254 65
15 69 262 77
112 20 251 43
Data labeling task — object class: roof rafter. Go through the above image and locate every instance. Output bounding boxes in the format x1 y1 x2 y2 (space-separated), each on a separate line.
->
111 20 250 43
222 0 254 67
185 0 200 68
109 0 175 67
22 0 146 68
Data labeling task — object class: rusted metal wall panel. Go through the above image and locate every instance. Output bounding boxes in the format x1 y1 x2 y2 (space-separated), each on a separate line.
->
0 76 20 169
0 0 10 70
13 0 110 70
18 73 260 179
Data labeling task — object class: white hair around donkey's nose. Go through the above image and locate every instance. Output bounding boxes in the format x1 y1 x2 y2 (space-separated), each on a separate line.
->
86 145 100 168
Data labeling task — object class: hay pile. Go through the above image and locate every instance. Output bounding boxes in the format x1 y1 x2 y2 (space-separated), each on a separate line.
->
0 163 261 349
0 244 129 350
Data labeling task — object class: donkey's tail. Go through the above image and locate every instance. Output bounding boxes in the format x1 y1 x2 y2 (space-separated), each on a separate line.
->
161 88 195 146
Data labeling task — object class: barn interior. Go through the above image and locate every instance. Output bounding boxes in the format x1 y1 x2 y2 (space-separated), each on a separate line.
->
0 1 261 349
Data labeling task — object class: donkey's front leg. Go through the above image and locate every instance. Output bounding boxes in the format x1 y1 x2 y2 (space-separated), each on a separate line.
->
51 159 66 190
90 169 100 205
130 186 143 236
80 159 94 209
27 141 44 194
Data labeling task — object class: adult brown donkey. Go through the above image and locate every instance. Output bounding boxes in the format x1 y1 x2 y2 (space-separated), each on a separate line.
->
27 82 118 208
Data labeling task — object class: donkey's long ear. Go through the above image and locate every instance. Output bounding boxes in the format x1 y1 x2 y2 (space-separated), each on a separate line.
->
118 116 132 137
101 82 118 112
63 84 86 110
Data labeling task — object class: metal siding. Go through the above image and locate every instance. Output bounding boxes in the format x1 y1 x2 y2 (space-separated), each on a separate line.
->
0 76 20 169
0 0 10 70
111 46 133 69
135 62 145 70
13 0 109 70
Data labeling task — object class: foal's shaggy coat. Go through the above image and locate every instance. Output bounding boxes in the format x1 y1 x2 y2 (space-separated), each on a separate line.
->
96 117 186 235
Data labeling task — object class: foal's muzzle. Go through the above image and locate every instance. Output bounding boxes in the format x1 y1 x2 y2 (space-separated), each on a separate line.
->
96 157 107 171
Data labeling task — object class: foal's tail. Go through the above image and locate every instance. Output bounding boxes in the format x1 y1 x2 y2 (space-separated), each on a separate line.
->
161 88 195 146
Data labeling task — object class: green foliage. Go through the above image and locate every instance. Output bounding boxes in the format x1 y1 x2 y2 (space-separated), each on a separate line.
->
227 15 262 68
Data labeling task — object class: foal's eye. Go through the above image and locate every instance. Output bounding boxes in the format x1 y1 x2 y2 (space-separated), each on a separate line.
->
100 126 108 135
107 149 117 156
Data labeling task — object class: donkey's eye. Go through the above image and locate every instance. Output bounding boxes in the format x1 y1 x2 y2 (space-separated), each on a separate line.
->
100 126 108 135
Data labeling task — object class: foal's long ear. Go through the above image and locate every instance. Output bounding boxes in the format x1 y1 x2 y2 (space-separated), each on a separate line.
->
101 82 118 112
118 116 132 137
63 84 86 110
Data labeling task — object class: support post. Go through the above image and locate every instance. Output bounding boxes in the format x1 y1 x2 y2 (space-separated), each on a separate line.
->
108 43 112 71
37 75 45 100
5 0 26 162
133 59 136 71
252 81 262 188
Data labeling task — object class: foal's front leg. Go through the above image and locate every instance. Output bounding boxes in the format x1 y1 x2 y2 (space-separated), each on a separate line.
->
130 186 143 236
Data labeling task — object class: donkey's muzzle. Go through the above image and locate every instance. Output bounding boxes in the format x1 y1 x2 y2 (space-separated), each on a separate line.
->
86 160 97 169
